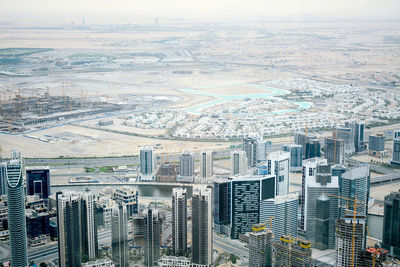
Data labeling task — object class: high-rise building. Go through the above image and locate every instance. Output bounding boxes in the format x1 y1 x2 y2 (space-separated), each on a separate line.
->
324 137 345 165
172 188 187 256
299 157 327 233
57 192 81 267
295 132 311 157
144 207 161 267
267 151 290 196
273 236 312 267
335 128 355 154
257 139 270 162
26 209 50 247
302 164 339 248
230 175 275 239
0 162 6 195
391 131 400 166
112 186 138 219
179 152 194 177
6 154 28 267
345 121 366 152
192 187 213 266
360 248 388 267
140 146 156 180
243 137 258 167
260 193 298 242
230 150 247 176
305 138 321 159
213 179 231 234
96 195 113 229
382 190 400 258
335 217 366 267
339 165 370 218
26 166 51 200
200 151 213 179
282 143 303 172
249 227 273 267
81 190 98 261
369 134 385 153
111 203 128 267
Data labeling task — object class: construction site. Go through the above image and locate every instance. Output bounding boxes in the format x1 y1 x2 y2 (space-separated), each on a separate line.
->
0 87 181 134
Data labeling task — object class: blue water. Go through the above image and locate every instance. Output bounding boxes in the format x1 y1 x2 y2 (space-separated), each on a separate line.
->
179 83 312 115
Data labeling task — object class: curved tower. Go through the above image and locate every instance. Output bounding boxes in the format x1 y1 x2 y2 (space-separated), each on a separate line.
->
7 153 28 267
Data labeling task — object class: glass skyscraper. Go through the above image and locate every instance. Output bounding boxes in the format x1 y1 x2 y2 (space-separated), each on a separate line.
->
382 190 400 258
6 154 28 267
26 166 51 199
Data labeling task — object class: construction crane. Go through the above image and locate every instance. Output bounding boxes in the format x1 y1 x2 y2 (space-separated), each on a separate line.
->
251 216 274 232
366 226 376 267
326 194 367 267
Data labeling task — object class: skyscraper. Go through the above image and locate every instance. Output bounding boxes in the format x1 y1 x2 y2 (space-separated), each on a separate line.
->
303 164 339 248
26 166 51 199
267 151 290 196
6 153 28 267
172 188 187 256
111 203 128 267
324 137 345 165
339 165 370 218
112 186 138 219
200 151 213 179
260 193 298 242
273 236 312 267
335 128 355 154
140 146 156 180
382 190 400 258
335 218 366 267
391 131 400 166
81 190 98 261
180 152 194 177
230 150 247 176
213 179 231 234
144 207 161 267
249 227 273 267
230 175 275 239
257 139 270 162
305 138 321 159
282 143 303 172
57 192 81 267
345 121 366 152
0 162 7 195
368 134 385 153
299 157 327 233
243 137 257 167
192 187 213 266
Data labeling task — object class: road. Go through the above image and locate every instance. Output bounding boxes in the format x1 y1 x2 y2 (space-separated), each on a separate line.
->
213 234 249 266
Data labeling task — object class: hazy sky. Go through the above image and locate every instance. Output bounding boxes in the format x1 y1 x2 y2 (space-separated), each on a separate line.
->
1 0 399 24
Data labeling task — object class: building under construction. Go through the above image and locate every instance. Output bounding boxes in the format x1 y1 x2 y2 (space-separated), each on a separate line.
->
360 247 388 267
335 217 366 267
273 235 312 267
0 92 125 133
248 224 273 267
